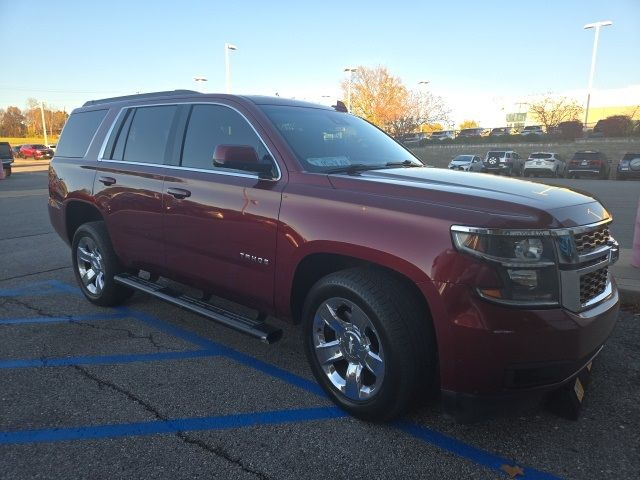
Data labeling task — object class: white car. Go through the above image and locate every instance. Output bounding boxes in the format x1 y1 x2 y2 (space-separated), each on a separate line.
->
430 130 455 141
520 125 544 136
523 152 566 177
448 154 483 172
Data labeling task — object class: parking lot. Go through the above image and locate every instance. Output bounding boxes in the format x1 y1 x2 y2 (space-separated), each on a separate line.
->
1 171 639 479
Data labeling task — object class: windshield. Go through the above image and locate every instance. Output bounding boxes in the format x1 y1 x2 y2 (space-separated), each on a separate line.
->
260 105 422 172
530 153 553 159
573 152 600 160
452 155 473 162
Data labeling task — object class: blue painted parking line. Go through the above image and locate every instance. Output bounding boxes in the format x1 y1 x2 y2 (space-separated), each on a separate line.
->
0 280 67 298
395 420 562 480
0 280 563 479
127 308 326 397
0 310 128 325
0 406 346 445
0 349 220 369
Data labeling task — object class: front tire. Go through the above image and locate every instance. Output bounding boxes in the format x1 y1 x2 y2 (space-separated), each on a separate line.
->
302 267 436 421
3 166 11 177
72 221 133 306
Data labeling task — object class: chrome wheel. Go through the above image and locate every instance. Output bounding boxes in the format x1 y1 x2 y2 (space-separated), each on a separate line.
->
76 237 105 295
312 297 385 401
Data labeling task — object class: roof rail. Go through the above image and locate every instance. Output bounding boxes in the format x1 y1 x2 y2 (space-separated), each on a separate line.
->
83 90 200 107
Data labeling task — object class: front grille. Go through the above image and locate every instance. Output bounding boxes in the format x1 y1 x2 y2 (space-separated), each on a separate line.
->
573 224 610 254
580 267 608 305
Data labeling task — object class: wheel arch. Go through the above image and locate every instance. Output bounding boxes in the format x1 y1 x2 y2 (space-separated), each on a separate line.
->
64 200 105 244
288 251 434 331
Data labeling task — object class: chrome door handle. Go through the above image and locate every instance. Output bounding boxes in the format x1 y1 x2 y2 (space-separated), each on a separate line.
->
167 187 191 199
98 176 116 186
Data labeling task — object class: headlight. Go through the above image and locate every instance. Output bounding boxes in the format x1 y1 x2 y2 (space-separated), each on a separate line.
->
451 227 559 306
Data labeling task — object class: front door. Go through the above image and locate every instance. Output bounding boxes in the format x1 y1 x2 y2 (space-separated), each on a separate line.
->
162 103 284 311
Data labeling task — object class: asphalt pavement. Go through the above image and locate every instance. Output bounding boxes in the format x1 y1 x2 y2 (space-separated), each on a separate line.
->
1 171 639 480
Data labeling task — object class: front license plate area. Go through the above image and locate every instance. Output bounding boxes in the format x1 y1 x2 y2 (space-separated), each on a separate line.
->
544 362 593 420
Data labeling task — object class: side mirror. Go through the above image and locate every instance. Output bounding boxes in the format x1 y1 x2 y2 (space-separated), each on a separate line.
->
213 145 275 179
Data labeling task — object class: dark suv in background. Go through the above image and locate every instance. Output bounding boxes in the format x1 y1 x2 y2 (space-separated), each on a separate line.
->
567 151 611 179
0 142 14 176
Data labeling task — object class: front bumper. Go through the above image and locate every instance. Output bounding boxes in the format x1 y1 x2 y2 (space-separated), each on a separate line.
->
429 280 619 397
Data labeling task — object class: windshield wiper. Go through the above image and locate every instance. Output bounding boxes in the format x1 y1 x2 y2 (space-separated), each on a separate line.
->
385 160 423 168
326 164 386 174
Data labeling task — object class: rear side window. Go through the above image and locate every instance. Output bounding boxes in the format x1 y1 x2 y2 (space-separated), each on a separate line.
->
181 104 270 171
56 109 107 158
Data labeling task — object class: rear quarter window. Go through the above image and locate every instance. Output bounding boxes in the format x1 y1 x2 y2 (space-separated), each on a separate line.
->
55 109 108 158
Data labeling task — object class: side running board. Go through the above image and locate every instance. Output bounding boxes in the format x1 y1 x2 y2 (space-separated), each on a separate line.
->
114 273 282 344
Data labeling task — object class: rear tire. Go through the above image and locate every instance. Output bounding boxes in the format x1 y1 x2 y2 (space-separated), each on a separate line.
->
72 221 133 306
4 166 11 177
302 267 436 421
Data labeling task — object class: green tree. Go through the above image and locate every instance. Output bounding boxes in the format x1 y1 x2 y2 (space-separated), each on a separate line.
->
0 106 27 137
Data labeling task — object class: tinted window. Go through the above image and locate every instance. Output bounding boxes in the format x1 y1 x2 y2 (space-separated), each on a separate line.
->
487 151 505 157
122 106 177 164
530 153 552 159
108 109 134 161
56 109 107 157
573 152 600 160
181 104 271 172
0 143 11 158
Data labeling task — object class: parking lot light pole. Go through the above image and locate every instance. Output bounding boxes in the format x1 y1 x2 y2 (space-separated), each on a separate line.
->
225 43 237 94
583 21 612 128
344 67 357 113
40 102 48 147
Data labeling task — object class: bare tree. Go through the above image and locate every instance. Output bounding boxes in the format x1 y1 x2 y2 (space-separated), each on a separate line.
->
529 95 583 131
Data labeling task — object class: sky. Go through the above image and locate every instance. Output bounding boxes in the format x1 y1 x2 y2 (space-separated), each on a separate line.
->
1 0 639 125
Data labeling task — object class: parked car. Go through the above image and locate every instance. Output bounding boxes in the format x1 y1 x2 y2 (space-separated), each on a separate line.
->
11 145 22 157
489 127 512 137
523 152 566 178
520 125 544 137
429 130 455 141
18 144 54 159
615 152 640 180
401 132 428 147
457 128 486 139
482 150 523 176
567 151 611 179
49 90 620 421
48 144 57 153
0 142 14 177
447 154 483 172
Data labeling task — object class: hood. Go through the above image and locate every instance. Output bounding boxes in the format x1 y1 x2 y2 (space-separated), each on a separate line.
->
327 167 610 229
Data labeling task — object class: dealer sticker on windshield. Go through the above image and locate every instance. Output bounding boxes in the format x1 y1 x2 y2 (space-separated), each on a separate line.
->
307 156 351 167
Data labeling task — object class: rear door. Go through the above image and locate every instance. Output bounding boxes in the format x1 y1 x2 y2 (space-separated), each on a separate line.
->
94 104 179 273
162 103 284 311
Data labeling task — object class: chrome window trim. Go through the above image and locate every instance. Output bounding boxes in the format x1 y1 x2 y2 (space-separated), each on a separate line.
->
98 158 265 180
97 101 282 181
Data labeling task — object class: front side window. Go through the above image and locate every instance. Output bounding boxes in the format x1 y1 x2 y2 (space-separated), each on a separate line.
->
260 105 422 172
181 104 272 173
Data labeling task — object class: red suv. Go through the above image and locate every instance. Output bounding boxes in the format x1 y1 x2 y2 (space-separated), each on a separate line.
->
19 144 54 159
48 91 620 421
